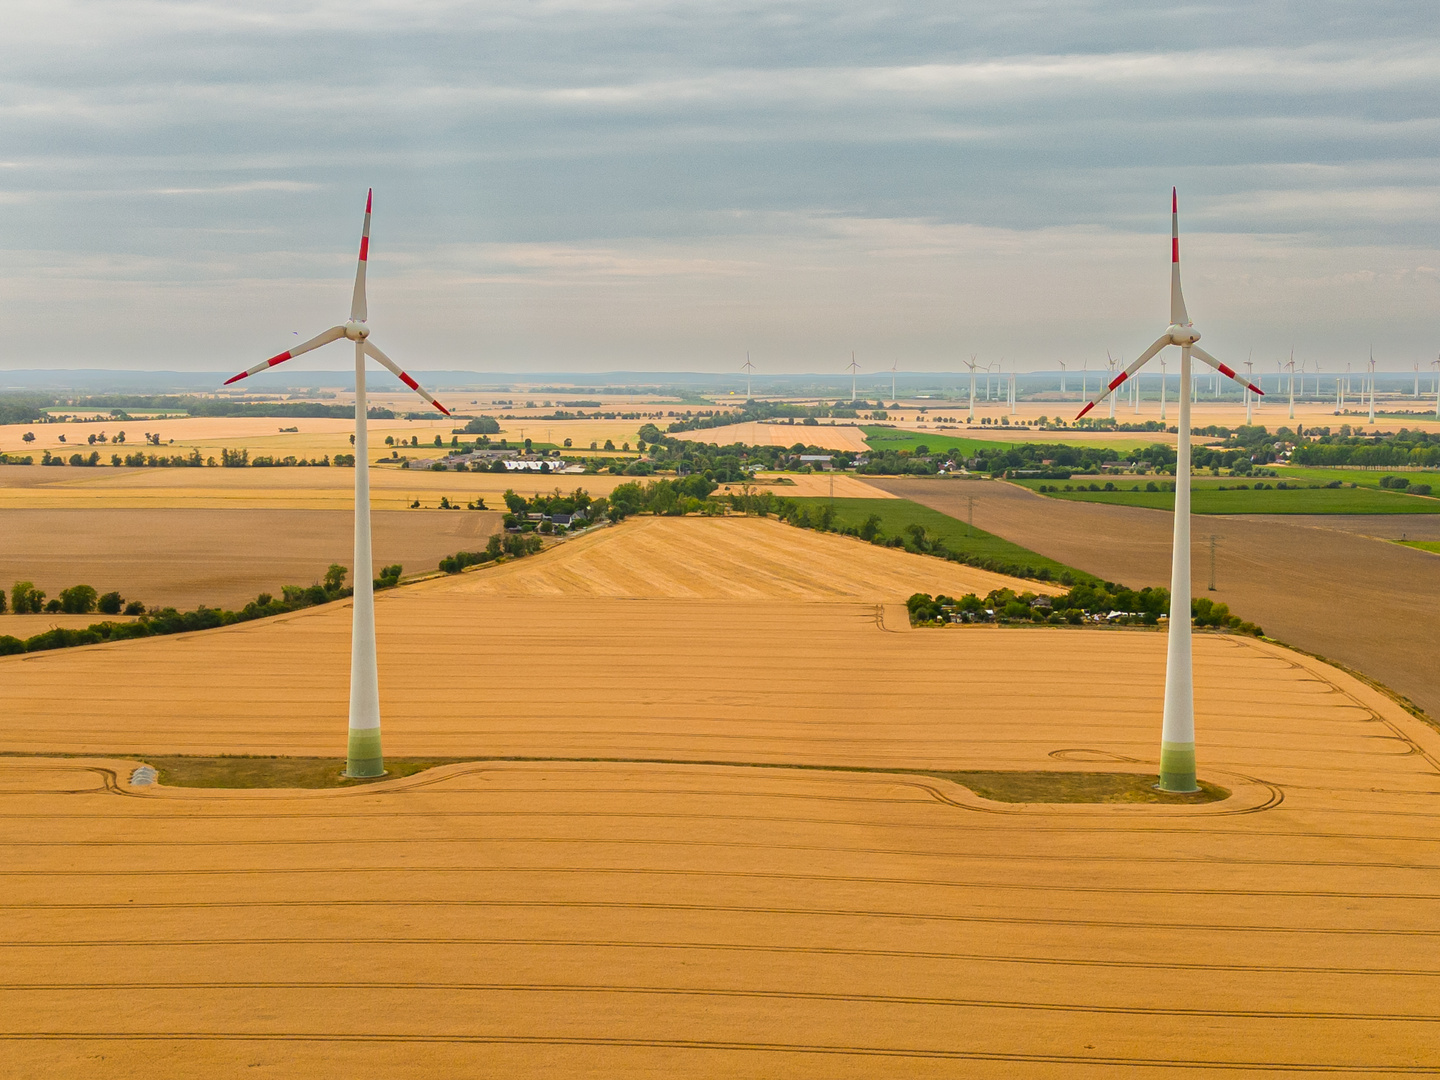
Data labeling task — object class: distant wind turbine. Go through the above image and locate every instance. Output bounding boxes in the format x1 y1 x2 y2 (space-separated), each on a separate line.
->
1059 360 1067 396
890 358 898 404
1074 189 1262 793
742 353 755 400
1244 355 1254 425
1159 356 1168 421
222 190 449 779
964 356 981 422
847 353 860 402
1368 349 1377 425
1286 350 1296 420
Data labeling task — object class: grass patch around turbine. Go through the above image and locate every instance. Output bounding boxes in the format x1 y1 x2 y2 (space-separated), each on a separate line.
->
139 754 1228 803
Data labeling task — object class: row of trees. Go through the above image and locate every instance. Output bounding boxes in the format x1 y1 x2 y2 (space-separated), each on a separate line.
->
0 566 355 657
438 533 543 574
906 587 1263 635
6 582 143 616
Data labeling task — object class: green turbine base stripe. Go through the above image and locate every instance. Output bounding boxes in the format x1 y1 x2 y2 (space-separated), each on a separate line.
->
346 727 384 778
1158 739 1198 793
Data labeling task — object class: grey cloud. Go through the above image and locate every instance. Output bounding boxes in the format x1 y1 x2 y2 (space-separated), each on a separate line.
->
0 0 1436 369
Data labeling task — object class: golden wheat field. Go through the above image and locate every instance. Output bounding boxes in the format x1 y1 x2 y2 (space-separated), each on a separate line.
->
2 515 1438 1075
0 465 640 511
1 414 658 461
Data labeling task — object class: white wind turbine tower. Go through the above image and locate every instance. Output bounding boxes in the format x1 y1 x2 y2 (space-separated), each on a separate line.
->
223 190 450 779
890 359 899 404
1075 189 1263 793
742 353 755 400
1059 360 1067 396
1286 350 1296 420
1368 349 1377 424
1080 358 1088 402
964 356 980 422
1159 356 1168 421
847 353 860 402
1244 356 1255 425
1106 352 1118 419
1416 361 1422 400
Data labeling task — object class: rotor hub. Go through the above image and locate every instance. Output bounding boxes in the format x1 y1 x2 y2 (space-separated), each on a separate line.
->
1167 323 1200 346
343 320 370 341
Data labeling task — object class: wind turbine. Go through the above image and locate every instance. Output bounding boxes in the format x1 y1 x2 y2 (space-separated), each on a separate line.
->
1368 349 1377 425
742 353 755 400
1059 360 1067 396
1286 350 1296 420
1106 352 1118 419
964 356 980 422
1159 356 1167 421
222 190 449 779
1243 355 1255 425
890 358 898 404
1415 361 1422 400
1075 189 1263 793
847 353 860 403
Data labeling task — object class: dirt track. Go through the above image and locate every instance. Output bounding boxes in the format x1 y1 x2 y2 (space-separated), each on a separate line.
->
0 508 501 608
2 516 1438 1074
871 476 1440 720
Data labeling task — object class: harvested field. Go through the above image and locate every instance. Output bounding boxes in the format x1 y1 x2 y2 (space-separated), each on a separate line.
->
2 514 1438 1075
673 421 871 451
714 472 895 498
0 466 633 511
873 475 1440 721
0 415 649 461
0 508 501 609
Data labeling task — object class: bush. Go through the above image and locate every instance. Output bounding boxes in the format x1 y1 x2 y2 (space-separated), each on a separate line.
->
0 635 24 655
59 584 98 614
98 591 124 615
1410 484 1432 496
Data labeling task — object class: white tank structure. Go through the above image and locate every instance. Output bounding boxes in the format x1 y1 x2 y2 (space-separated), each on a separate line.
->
222 190 451 779
1074 190 1264 793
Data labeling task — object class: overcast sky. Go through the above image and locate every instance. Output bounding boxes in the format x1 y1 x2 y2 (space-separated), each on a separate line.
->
1 0 1437 375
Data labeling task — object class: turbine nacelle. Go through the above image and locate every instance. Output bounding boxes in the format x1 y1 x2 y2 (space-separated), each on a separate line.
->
343 320 370 341
1166 324 1200 346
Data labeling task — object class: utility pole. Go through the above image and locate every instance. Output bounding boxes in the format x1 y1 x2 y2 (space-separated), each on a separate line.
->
1208 534 1218 592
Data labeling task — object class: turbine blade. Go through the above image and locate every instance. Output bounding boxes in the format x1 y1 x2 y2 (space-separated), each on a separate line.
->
1074 334 1169 419
1170 187 1190 327
351 188 372 323
362 340 450 415
1192 345 1264 396
223 326 346 385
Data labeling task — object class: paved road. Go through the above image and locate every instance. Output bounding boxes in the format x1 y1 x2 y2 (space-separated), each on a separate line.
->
871 476 1440 721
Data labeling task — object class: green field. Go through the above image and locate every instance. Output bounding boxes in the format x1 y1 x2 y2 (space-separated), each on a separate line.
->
1276 464 1440 489
1012 477 1440 514
1397 540 1440 554
862 426 1169 455
787 496 1085 579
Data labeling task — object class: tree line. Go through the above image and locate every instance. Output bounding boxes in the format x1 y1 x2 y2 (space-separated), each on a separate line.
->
0 565 373 657
906 587 1263 635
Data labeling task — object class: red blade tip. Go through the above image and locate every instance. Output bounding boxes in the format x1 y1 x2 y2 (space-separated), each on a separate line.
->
223 372 247 385
365 189 372 213
1076 403 1095 420
434 402 451 416
1172 187 1177 212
